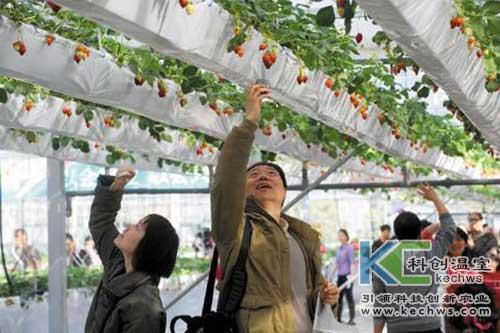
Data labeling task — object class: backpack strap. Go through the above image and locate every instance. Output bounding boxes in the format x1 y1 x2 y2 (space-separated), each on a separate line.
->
219 217 253 314
202 244 220 315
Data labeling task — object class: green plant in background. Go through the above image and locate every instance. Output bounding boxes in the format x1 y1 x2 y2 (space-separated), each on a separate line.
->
0 258 210 299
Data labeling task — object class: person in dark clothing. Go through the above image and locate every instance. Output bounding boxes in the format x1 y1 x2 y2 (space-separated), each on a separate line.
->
85 166 179 333
372 224 391 252
65 233 91 267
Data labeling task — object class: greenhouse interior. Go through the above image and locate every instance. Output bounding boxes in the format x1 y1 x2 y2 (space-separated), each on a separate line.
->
0 0 499 332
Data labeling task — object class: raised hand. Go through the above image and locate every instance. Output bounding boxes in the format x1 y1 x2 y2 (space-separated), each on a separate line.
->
245 83 271 123
417 183 439 202
109 166 136 192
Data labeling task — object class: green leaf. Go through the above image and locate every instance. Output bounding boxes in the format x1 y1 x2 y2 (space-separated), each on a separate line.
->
486 80 500 92
182 65 199 77
482 1 500 15
0 88 7 103
486 16 500 36
51 137 60 151
60 137 70 147
199 96 208 105
417 86 430 98
80 141 90 153
316 6 335 27
106 155 114 165
181 80 193 94
138 118 148 130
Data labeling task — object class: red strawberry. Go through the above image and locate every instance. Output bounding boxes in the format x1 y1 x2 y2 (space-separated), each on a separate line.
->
62 106 72 117
281 133 287 140
13 41 26 56
337 0 346 7
94 143 100 149
24 100 33 111
259 43 267 51
134 75 145 86
46 35 55 46
355 33 363 44
455 16 464 27
377 113 385 125
360 106 368 120
412 63 420 75
270 52 277 64
234 45 244 57
325 78 334 89
450 16 457 29
86 121 91 129
476 50 483 58
47 1 62 13
262 52 273 69
334 91 341 98
196 147 203 156
223 107 234 115
262 125 272 136
209 102 218 111
179 0 189 8
104 116 114 127
360 159 366 166
350 95 360 108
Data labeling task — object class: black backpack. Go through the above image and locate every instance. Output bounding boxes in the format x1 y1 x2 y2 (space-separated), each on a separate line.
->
170 219 252 333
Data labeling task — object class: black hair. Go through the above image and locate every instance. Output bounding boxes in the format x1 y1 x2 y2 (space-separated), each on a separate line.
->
65 233 74 242
394 211 421 240
133 214 179 278
380 224 391 232
14 228 26 237
247 162 288 188
455 228 468 242
449 283 499 331
469 212 483 221
338 229 350 241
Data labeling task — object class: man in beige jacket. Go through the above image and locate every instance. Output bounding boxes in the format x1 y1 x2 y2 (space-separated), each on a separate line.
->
211 84 339 332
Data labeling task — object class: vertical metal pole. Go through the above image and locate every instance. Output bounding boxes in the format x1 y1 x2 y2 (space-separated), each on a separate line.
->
47 158 68 333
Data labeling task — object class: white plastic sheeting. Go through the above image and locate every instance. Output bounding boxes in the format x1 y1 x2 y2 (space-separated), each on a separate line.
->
0 124 183 172
48 0 482 178
0 91 399 179
356 0 500 150
0 16 400 179
0 93 219 166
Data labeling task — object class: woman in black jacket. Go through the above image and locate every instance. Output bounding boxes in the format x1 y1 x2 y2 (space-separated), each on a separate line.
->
85 166 179 333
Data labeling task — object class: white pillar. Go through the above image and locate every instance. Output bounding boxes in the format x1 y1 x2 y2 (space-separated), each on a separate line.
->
47 158 68 333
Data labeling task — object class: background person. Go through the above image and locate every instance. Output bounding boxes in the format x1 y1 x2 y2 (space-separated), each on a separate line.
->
66 233 91 267
83 235 101 267
85 166 179 333
334 229 356 325
11 228 41 272
373 184 456 333
372 224 391 252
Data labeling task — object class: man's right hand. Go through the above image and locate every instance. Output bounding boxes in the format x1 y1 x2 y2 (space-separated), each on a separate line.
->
109 166 136 192
245 84 271 123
